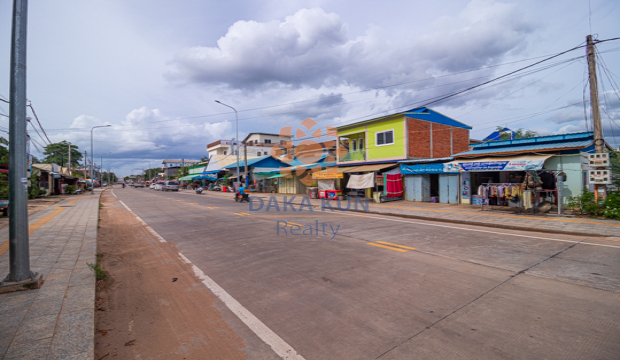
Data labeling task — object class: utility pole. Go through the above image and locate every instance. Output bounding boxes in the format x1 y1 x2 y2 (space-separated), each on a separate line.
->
587 35 605 201
244 140 248 186
2 0 40 287
67 143 71 175
83 150 87 180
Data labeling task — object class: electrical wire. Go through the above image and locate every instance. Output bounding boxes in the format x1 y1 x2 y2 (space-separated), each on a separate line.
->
27 103 52 145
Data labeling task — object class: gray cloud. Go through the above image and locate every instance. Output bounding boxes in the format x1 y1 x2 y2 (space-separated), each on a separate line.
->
167 1 535 96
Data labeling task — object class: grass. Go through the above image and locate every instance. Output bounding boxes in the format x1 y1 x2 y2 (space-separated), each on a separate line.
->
99 203 103 209
88 253 108 281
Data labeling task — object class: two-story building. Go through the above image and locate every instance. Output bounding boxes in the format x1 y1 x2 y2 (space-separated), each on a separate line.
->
206 132 293 158
325 107 471 202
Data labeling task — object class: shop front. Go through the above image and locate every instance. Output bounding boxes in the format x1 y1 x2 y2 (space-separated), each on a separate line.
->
401 162 460 203
444 154 557 210
311 163 400 202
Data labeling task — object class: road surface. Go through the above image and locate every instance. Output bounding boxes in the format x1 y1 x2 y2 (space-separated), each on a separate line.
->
108 187 620 360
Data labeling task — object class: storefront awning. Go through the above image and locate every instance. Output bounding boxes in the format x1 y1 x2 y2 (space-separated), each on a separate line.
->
445 154 553 172
179 175 197 180
401 163 456 175
312 166 360 179
344 163 397 173
268 173 291 179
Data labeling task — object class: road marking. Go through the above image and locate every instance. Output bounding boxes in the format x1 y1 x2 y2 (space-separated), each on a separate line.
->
234 213 250 216
0 198 80 257
367 243 407 252
376 241 416 250
189 202 198 205
176 200 183 202
339 212 620 249
117 198 305 360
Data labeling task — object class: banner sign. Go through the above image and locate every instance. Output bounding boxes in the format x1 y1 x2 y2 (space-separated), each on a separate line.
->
312 172 343 179
401 163 457 174
472 195 488 205
444 159 546 172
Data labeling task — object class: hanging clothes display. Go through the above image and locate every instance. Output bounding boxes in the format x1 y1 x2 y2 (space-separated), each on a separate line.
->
347 173 374 189
386 174 403 197
523 190 533 209
317 179 335 191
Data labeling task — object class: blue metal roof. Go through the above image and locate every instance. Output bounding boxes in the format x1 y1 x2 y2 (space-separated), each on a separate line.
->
483 128 516 141
403 107 472 130
471 132 594 150
454 139 594 157
337 107 472 130
222 156 289 169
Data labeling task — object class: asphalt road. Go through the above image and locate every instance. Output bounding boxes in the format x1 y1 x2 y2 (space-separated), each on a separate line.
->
111 187 620 360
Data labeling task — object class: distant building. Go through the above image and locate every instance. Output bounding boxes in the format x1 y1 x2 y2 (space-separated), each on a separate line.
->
206 132 293 158
162 159 199 177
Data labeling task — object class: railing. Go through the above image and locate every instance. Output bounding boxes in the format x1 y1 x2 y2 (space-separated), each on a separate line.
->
340 151 365 162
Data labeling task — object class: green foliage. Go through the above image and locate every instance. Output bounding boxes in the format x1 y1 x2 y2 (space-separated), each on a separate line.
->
42 141 82 167
568 188 620 220
87 260 108 281
496 127 539 141
200 156 210 162
28 173 41 199
65 185 77 194
610 150 620 188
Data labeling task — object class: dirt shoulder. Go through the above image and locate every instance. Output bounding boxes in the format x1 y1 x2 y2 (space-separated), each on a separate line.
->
95 191 248 360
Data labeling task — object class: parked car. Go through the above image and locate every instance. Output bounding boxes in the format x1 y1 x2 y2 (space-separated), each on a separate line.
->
163 181 180 192
134 182 146 188
149 183 156 189
154 181 165 191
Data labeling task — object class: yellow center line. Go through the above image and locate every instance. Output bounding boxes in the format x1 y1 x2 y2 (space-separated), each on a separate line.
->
0 198 80 257
376 241 416 250
367 243 407 252
189 202 198 205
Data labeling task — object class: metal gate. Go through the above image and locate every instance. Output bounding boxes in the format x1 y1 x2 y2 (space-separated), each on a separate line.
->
404 175 430 202
439 174 459 204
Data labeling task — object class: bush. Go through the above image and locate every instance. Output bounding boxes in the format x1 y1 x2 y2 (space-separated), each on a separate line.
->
569 188 620 220
64 185 77 194
28 174 41 199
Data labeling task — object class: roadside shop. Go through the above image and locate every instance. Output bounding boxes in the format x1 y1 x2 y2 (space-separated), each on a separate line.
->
400 157 459 204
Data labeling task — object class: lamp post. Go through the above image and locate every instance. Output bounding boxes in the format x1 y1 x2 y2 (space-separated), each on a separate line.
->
90 125 111 194
107 162 116 186
156 145 167 178
100 151 112 186
215 100 239 190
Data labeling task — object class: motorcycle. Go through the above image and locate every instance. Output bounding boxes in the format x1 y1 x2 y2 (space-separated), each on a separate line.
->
122 183 126 188
235 192 249 203
195 187 203 194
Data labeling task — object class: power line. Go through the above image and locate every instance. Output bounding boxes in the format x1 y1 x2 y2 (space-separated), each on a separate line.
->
27 103 52 144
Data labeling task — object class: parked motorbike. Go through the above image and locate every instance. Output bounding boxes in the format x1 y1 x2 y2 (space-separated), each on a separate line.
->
195 187 203 194
122 183 126 188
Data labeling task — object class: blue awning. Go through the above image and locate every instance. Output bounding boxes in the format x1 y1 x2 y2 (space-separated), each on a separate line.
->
401 163 457 175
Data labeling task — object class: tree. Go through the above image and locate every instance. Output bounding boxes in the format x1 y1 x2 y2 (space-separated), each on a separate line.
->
496 127 538 141
610 149 620 188
42 141 83 167
200 155 210 162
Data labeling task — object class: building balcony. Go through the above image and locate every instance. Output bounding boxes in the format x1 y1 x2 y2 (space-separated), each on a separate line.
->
340 151 366 162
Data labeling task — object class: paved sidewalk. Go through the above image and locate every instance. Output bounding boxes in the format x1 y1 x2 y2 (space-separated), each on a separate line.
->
179 189 620 238
0 191 100 360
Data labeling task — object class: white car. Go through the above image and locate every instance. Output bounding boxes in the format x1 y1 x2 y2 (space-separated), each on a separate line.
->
149 183 156 189
163 181 180 192
154 182 165 191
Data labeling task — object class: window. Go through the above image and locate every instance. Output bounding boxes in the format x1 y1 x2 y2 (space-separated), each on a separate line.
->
352 139 357 152
257 152 261 156
359 137 364 151
376 130 394 146
223 151 227 155
264 139 272 144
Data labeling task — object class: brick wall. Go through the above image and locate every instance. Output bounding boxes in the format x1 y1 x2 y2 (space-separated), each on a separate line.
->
407 118 431 158
407 117 470 158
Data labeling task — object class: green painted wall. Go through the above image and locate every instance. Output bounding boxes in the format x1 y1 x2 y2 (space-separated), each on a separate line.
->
366 116 404 160
543 154 584 205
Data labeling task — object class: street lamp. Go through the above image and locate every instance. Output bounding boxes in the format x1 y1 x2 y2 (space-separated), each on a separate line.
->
100 151 112 186
215 100 239 190
91 125 111 194
155 145 167 178
107 161 116 186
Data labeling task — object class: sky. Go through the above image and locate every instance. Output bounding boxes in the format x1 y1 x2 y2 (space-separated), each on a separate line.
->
0 0 619 177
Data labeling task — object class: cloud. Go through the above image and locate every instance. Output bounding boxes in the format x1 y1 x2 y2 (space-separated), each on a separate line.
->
48 107 233 168
166 0 535 99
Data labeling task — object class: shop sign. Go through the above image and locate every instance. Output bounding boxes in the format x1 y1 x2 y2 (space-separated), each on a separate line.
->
312 172 343 179
444 159 546 172
401 163 455 174
472 195 488 205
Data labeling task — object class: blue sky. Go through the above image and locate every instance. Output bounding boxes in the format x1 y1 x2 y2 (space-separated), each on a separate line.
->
0 0 618 176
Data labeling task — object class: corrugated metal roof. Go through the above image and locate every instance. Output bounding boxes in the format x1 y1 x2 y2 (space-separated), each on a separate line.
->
337 107 472 130
471 132 593 150
398 157 454 164
454 140 593 157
